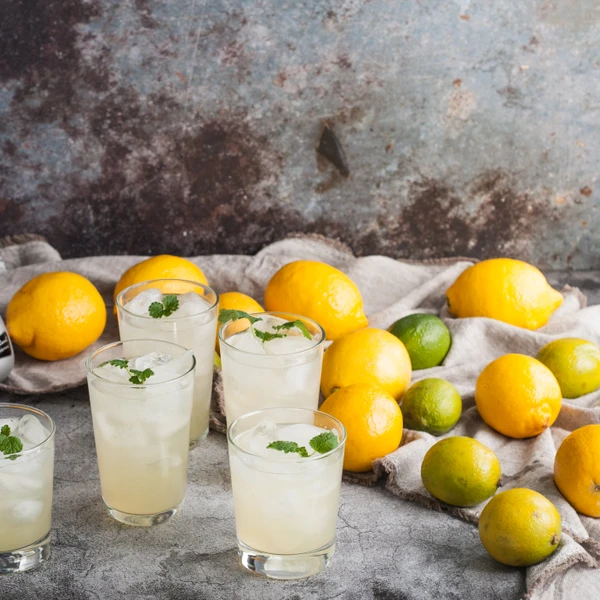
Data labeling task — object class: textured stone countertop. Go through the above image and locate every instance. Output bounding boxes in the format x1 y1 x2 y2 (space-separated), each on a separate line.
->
1 270 599 600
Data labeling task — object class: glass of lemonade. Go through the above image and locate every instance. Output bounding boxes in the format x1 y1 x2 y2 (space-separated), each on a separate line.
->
116 279 218 448
218 312 325 425
0 404 55 574
228 407 346 579
85 340 195 526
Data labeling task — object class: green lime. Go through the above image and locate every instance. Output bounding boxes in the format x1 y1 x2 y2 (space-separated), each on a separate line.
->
537 338 600 399
421 436 502 507
388 314 451 370
401 378 462 435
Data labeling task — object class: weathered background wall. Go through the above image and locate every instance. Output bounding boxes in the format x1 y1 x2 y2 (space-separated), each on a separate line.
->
0 0 598 268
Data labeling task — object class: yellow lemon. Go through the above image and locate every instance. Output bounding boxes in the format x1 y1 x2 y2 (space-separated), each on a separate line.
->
554 424 600 517
264 260 367 340
321 328 412 400
475 354 562 438
446 258 563 330
479 488 561 567
537 338 600 399
216 291 263 353
6 272 106 361
113 255 208 315
319 383 403 472
421 437 502 506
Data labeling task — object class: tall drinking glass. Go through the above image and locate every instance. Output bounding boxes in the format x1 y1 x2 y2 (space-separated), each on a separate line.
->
116 279 218 448
228 407 346 579
86 340 195 526
219 312 325 425
0 404 55 573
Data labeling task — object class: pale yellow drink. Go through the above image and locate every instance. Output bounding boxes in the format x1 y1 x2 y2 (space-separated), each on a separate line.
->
117 280 218 447
86 340 195 526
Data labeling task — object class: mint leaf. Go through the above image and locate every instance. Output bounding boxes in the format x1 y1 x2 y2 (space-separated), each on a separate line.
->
148 302 165 318
0 425 23 458
309 431 339 454
254 329 285 343
273 320 312 340
267 441 309 457
0 424 9 437
218 309 262 325
100 359 129 369
148 295 180 318
129 368 154 385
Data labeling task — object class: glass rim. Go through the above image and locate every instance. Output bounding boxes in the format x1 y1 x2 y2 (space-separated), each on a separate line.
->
227 407 346 463
84 339 197 387
0 403 56 457
218 311 326 357
116 278 219 321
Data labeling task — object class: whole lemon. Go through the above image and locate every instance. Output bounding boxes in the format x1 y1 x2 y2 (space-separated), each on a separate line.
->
554 424 600 517
421 437 502 506
388 314 451 370
401 378 462 435
113 255 208 315
264 260 367 340
320 383 403 472
446 258 563 330
6 272 106 361
537 338 600 399
321 328 412 400
479 488 561 567
475 354 562 438
216 291 264 353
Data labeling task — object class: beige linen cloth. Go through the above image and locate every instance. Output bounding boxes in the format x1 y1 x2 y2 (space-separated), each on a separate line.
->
1 234 599 599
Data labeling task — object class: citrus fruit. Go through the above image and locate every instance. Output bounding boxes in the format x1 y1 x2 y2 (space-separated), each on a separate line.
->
537 338 600 399
319 383 403 472
264 260 367 340
479 488 561 567
554 424 600 517
475 354 562 438
6 272 106 361
421 437 502 506
113 255 208 315
446 258 563 330
320 328 412 400
401 378 462 435
216 292 264 353
388 314 451 370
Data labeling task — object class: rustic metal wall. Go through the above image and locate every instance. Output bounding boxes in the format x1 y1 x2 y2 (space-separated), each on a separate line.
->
0 0 598 268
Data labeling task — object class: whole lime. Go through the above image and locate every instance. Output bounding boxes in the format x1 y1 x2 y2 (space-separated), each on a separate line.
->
537 338 600 399
401 378 462 435
421 437 502 507
388 314 451 370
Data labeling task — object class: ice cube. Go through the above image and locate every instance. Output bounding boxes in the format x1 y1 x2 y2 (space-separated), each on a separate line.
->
124 288 163 316
12 499 44 523
227 329 266 355
235 420 278 456
93 363 131 383
0 417 20 434
149 349 195 383
263 335 316 356
171 292 212 317
129 352 172 372
15 415 48 448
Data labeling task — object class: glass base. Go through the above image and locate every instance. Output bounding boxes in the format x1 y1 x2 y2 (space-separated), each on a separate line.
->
0 532 51 574
238 539 335 580
189 427 209 450
105 502 181 526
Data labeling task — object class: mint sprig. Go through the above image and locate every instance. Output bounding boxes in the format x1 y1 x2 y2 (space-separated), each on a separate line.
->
273 320 312 340
267 431 339 458
218 310 312 344
0 424 23 459
218 309 262 325
254 330 285 343
99 358 155 385
149 295 179 318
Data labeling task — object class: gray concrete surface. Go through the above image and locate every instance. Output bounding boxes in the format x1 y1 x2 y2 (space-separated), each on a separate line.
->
0 390 525 600
1 0 599 269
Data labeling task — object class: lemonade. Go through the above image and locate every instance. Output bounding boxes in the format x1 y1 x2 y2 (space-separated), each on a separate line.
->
117 280 218 447
228 408 346 579
219 312 325 425
0 404 55 573
86 340 195 526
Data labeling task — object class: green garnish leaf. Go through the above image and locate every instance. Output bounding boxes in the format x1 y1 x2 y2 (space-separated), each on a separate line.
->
273 320 312 340
148 294 180 318
0 424 23 458
218 309 262 325
253 329 285 343
129 368 154 385
267 441 309 457
309 431 339 454
100 359 129 369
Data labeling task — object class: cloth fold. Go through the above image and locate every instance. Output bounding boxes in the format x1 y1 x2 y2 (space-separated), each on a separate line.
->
1 234 599 599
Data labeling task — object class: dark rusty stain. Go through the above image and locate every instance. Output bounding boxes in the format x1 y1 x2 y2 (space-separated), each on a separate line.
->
459 14 470 21
316 122 350 178
452 78 462 87
134 0 159 29
580 186 593 197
